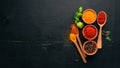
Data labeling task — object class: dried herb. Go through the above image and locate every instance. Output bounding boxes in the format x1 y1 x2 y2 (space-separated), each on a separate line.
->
102 30 111 41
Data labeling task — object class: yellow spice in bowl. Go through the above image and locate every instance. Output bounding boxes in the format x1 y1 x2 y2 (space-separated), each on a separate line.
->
82 9 97 24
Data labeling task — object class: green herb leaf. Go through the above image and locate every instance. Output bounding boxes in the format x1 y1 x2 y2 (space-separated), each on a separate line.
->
106 31 111 35
78 7 83 13
74 17 79 22
76 22 84 29
74 12 82 18
74 20 78 24
105 36 111 41
102 30 111 36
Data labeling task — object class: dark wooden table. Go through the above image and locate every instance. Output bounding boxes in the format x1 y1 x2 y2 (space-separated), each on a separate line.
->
0 0 119 68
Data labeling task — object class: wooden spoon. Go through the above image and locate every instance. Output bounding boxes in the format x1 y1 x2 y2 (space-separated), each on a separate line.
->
69 33 87 63
97 11 107 49
71 24 86 57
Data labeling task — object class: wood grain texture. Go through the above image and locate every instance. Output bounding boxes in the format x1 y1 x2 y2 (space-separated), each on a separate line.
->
0 0 119 68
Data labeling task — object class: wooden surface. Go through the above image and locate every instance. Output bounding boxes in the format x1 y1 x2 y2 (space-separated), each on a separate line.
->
0 0 119 68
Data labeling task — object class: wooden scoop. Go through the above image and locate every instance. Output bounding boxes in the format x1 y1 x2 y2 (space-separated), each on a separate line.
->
69 33 87 63
71 24 86 57
97 11 107 49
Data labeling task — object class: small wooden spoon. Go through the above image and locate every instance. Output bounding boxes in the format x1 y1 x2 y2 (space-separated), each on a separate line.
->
71 24 86 57
69 33 87 63
97 11 107 49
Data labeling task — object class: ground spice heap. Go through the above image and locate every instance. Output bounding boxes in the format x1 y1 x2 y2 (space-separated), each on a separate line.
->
82 9 97 24
83 25 97 39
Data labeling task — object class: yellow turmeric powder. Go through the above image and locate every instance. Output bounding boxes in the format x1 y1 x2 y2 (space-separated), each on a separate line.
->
82 9 97 24
69 33 76 42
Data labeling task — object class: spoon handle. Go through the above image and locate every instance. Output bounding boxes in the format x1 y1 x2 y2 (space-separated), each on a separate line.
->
74 41 87 63
77 36 86 57
97 27 102 49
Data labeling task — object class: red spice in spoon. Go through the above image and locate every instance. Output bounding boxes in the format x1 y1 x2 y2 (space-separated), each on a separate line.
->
97 11 107 49
70 24 79 35
97 12 106 25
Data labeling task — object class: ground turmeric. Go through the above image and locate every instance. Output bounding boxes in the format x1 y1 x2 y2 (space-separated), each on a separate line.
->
82 9 97 24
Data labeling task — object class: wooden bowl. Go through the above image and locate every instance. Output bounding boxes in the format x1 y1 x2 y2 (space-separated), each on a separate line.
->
83 41 98 56
82 25 98 40
82 9 97 24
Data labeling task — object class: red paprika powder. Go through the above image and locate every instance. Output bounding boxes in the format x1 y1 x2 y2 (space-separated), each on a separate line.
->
97 11 107 25
82 25 98 40
70 24 78 35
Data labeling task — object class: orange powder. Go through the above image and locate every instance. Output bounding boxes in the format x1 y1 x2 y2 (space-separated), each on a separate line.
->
82 9 97 24
69 33 76 42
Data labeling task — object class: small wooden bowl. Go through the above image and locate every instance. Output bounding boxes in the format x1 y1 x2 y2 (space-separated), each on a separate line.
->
82 9 97 24
82 25 98 40
83 41 98 56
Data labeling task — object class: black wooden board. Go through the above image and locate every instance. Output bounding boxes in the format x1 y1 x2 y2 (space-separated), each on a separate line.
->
0 0 120 68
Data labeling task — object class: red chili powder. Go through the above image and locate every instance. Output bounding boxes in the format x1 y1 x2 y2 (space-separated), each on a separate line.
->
83 26 97 39
71 24 78 35
98 12 106 25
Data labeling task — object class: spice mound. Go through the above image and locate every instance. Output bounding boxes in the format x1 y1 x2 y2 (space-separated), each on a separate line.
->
82 25 98 40
83 41 98 55
82 9 97 24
